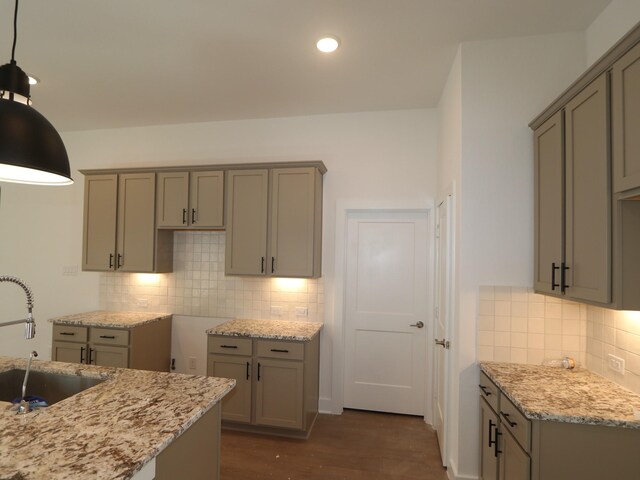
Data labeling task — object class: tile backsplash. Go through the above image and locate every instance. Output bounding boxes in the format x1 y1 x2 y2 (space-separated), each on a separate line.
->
585 306 640 394
478 286 640 395
100 231 323 322
477 286 587 366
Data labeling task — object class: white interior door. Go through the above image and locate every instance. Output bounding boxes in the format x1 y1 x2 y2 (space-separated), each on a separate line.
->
433 196 452 466
344 211 429 415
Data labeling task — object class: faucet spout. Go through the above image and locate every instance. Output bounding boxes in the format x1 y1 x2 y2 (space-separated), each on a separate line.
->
18 350 38 414
0 276 35 339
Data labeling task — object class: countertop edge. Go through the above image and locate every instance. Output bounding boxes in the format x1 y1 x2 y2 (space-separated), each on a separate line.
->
479 362 640 429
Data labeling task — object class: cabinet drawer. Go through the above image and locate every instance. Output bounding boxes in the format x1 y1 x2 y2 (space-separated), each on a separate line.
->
499 394 531 453
52 325 88 343
479 371 499 412
89 327 129 346
257 340 304 360
208 336 253 356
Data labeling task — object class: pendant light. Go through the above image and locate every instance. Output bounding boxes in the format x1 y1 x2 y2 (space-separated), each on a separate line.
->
0 0 72 185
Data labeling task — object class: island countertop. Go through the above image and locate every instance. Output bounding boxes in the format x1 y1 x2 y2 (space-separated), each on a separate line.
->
480 361 640 429
48 310 172 328
207 318 323 341
0 356 234 479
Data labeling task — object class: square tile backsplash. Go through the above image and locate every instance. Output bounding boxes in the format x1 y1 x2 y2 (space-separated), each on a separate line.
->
99 231 323 322
477 286 587 366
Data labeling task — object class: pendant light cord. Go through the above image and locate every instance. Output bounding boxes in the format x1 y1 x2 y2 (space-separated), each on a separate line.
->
11 0 19 62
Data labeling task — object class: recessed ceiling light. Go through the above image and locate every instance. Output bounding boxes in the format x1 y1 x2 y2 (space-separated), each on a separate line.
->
27 75 39 86
316 36 340 53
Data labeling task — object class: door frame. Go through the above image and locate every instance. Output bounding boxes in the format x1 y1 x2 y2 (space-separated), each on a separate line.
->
331 200 435 422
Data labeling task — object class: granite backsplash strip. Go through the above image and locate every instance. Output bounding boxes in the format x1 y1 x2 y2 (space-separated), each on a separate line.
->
99 231 323 322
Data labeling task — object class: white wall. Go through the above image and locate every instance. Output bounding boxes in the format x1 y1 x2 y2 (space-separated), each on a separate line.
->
438 32 586 478
0 109 438 411
586 0 640 66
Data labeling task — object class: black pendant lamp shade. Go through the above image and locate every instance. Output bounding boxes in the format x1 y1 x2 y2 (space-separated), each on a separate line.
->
0 0 72 186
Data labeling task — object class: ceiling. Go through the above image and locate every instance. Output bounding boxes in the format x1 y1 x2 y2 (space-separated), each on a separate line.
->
0 0 612 132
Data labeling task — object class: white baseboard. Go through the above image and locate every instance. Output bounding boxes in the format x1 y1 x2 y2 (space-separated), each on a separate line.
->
447 459 479 480
318 396 341 415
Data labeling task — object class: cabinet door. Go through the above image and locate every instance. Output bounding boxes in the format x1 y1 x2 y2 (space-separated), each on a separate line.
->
480 398 499 480
270 167 320 277
565 74 611 304
82 174 118 271
208 354 252 423
52 341 86 364
499 428 531 480
255 358 304 429
90 344 129 368
116 173 156 272
190 171 224 228
613 42 640 193
534 111 564 295
225 170 269 275
156 172 189 228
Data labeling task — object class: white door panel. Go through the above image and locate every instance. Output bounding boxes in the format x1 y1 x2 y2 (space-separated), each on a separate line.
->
434 196 452 466
344 212 429 416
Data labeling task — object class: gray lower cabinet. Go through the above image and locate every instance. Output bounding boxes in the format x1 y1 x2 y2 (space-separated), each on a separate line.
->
479 397 499 480
480 371 640 480
207 334 319 438
51 318 171 371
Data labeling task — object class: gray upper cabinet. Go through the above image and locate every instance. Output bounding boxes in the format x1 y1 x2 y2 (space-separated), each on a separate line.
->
530 23 640 310
270 168 323 277
156 171 224 228
117 173 157 272
564 74 611 304
226 166 324 278
612 42 640 193
533 74 610 305
83 172 173 273
534 111 564 296
83 174 118 271
225 169 270 275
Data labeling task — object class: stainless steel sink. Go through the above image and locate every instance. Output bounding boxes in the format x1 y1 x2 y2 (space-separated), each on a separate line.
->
0 369 105 406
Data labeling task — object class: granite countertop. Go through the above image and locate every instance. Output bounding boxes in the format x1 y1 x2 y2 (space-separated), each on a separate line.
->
480 361 640 429
0 356 234 479
49 310 172 328
207 319 323 341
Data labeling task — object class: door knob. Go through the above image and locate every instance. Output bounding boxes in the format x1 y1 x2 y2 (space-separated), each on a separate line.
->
410 321 424 328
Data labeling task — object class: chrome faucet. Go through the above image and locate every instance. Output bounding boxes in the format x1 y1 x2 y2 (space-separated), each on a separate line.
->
17 350 38 414
0 276 35 339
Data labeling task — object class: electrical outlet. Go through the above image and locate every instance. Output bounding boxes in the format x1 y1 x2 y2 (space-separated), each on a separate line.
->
295 306 308 317
136 298 149 308
188 357 196 370
271 305 284 316
607 354 625 374
62 265 78 276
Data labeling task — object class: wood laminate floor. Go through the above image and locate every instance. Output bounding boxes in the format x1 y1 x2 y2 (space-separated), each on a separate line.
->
220 409 448 480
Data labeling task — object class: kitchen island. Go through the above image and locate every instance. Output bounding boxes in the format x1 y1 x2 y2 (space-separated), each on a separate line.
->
0 356 234 480
479 361 640 480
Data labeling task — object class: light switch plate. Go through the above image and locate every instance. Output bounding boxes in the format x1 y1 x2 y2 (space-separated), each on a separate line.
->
271 306 284 316
295 306 308 317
